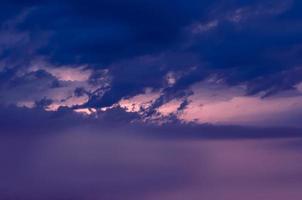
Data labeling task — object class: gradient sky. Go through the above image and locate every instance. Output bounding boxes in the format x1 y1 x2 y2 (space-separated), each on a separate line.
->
1 0 302 199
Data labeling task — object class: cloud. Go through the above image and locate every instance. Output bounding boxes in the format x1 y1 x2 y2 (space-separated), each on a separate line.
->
1 0 302 126
114 79 302 127
158 80 302 127
32 65 92 82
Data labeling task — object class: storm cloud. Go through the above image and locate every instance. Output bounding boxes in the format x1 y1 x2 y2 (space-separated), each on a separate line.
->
1 1 302 199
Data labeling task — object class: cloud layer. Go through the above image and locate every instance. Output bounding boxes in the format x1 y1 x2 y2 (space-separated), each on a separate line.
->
1 0 302 126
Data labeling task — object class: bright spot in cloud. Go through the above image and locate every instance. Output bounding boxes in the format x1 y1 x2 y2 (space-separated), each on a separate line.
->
157 100 182 116
74 108 97 115
46 67 91 81
166 72 177 86
45 95 89 111
30 63 92 81
119 88 161 112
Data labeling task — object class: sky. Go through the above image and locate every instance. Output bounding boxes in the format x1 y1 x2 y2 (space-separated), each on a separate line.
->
1 0 302 199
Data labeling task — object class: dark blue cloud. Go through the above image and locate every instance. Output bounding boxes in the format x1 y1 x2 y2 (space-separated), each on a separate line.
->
11 0 211 64
1 0 302 116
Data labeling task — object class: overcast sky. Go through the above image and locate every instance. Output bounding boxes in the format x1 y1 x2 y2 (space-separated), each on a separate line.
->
1 0 302 199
